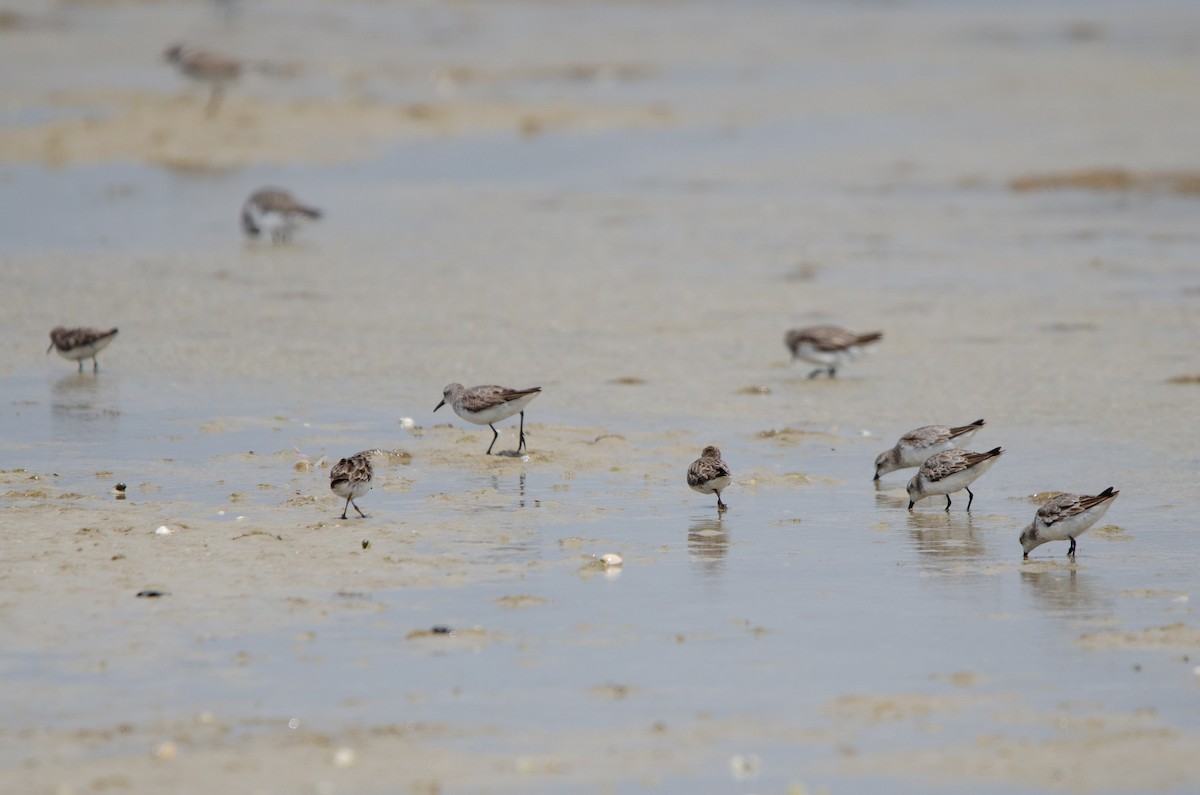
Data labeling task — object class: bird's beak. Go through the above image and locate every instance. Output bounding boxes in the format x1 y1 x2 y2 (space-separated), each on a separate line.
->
433 400 445 412
46 342 54 355
907 500 915 510
873 472 880 481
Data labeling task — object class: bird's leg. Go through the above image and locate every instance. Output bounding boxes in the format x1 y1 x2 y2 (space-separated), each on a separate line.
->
1068 537 1076 557
351 499 367 519
944 494 952 512
92 356 99 372
966 486 975 511
716 493 727 511
828 366 837 378
340 496 351 521
206 84 225 117
486 424 499 455
77 360 83 373
518 410 527 452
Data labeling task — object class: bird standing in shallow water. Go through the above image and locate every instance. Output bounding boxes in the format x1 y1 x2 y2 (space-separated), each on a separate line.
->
1020 487 1119 559
241 188 322 243
47 326 119 372
435 383 542 455
906 447 1004 511
688 446 732 511
874 419 986 480
785 324 883 378
164 43 245 117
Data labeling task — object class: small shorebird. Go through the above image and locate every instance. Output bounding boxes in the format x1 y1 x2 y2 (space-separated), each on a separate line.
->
687 445 732 511
875 419 986 480
47 326 119 372
435 383 542 455
1020 487 1119 559
785 324 883 378
164 43 245 116
907 446 1003 511
241 188 322 243
330 451 373 520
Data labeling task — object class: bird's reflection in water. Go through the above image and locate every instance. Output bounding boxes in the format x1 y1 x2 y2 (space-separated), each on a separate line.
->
1019 565 1109 617
488 471 528 508
905 510 987 563
50 373 119 440
688 517 729 578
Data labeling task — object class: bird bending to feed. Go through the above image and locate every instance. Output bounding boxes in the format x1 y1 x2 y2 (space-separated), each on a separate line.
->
1020 487 1119 559
785 324 883 378
330 451 373 520
906 447 1003 511
241 188 322 243
687 445 732 511
874 419 986 480
47 326 119 372
435 383 542 455
164 43 244 116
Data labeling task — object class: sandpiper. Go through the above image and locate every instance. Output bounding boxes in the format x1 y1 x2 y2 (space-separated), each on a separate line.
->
785 324 883 378
164 43 245 116
47 326 119 372
435 383 542 455
241 188 322 243
330 451 373 520
687 445 732 511
1020 487 1119 559
906 447 1003 511
875 420 986 480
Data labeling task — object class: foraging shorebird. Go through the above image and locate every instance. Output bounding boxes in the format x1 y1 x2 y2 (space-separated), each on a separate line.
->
906 447 1004 511
240 188 322 243
785 324 883 378
1020 487 1119 559
47 326 119 372
875 419 986 480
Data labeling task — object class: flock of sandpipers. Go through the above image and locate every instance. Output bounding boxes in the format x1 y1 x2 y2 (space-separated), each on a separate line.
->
46 319 1114 561
43 44 1118 561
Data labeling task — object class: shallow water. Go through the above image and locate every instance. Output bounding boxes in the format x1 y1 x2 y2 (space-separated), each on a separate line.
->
3 0 1200 792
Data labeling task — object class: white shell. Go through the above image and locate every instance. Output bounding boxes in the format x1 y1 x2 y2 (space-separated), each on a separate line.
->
154 525 173 536
399 417 415 429
600 553 623 567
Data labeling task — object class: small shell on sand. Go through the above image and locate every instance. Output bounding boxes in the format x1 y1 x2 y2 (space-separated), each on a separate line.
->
600 553 623 567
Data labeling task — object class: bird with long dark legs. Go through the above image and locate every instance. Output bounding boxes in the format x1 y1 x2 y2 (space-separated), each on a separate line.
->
435 383 542 455
906 447 1003 511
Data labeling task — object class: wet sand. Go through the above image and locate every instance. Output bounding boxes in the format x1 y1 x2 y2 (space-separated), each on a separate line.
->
3 1 1200 793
